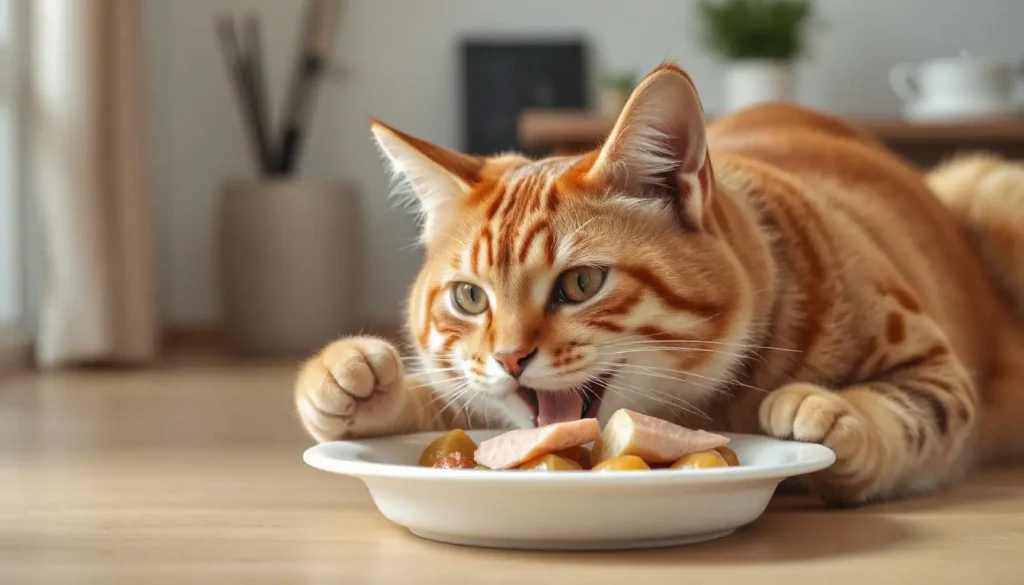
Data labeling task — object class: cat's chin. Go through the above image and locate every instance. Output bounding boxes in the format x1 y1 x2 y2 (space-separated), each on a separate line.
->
513 370 613 427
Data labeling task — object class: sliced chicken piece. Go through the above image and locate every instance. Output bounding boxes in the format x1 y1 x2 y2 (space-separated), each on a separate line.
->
592 409 730 465
474 419 601 470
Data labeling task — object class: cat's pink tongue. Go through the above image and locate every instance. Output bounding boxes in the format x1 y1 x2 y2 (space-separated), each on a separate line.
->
537 392 584 427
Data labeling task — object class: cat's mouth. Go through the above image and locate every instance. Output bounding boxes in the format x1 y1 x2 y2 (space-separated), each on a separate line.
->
515 370 613 427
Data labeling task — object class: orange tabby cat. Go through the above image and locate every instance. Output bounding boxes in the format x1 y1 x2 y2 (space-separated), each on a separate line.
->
294 63 1024 504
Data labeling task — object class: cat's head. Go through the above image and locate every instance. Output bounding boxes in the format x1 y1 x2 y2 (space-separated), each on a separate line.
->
372 64 758 428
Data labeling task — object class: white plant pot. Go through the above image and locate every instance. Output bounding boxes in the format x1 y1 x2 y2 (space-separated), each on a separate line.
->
218 180 361 356
723 60 795 112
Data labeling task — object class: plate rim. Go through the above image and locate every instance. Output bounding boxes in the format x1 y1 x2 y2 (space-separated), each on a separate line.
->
302 431 835 485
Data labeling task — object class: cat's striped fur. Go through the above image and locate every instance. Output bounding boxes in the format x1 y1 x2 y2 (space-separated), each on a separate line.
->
294 63 1024 504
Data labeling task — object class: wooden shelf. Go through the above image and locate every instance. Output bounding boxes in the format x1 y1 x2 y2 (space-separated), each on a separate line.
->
518 109 1024 150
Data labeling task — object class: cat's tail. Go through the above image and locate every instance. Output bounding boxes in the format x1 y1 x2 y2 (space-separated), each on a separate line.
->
926 153 1024 320
927 153 1024 462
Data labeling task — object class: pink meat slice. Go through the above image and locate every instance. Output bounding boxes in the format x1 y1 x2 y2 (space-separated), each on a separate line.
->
594 409 730 464
474 419 601 470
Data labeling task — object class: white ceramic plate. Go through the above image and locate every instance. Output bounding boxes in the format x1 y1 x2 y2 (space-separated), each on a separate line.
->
303 430 834 551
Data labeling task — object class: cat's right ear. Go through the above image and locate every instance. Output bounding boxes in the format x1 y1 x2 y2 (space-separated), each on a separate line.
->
370 120 484 240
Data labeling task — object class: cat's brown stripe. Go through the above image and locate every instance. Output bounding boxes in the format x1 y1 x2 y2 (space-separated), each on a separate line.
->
591 289 642 319
917 374 957 397
554 151 599 196
418 286 441 347
886 312 906 344
493 182 518 224
587 320 626 333
873 385 919 447
469 234 483 274
482 185 506 220
496 192 536 269
899 383 950 435
634 324 674 340
481 226 494 268
545 183 561 213
876 282 923 314
517 220 551 264
465 173 499 208
618 264 726 317
442 336 459 352
435 325 462 337
543 228 556 265
889 344 949 373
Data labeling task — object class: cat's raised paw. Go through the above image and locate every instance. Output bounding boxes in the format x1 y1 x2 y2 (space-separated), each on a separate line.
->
294 336 406 442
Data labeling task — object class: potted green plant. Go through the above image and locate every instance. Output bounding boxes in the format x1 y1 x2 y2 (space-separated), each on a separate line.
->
696 0 815 112
599 71 637 116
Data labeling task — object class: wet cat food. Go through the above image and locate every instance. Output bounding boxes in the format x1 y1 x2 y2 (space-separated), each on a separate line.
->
418 409 739 472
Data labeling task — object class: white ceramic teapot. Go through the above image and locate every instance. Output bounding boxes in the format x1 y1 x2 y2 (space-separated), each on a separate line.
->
890 52 1021 121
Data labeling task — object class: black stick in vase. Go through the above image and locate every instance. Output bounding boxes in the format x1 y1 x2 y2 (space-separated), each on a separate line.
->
242 14 274 175
216 15 272 175
276 0 344 175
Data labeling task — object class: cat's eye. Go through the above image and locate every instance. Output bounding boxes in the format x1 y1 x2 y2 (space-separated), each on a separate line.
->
452 283 489 314
556 267 606 304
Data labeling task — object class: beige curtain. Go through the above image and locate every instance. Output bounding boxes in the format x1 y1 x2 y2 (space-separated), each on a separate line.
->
30 0 156 368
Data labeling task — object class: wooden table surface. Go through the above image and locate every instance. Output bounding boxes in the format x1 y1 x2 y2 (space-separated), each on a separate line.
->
2 361 1023 584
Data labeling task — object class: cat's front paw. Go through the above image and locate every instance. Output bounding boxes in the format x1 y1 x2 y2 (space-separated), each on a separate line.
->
294 336 406 442
760 383 874 503
760 383 863 448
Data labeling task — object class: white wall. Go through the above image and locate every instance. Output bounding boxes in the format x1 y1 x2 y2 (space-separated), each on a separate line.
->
143 0 1024 326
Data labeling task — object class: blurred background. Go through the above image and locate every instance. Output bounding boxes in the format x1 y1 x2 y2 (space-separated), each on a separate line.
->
1 0 1024 372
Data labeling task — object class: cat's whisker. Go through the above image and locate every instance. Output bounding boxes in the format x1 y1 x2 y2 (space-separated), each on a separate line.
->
604 376 711 420
436 382 473 417
602 338 801 353
449 385 479 426
599 346 747 360
405 367 466 376
597 361 723 395
594 333 648 347
598 385 650 416
410 376 473 395
613 360 769 394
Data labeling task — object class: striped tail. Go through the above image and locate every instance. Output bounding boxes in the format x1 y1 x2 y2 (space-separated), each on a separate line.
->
926 153 1024 321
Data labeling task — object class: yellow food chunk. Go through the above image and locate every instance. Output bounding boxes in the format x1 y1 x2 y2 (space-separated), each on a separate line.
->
433 451 477 469
592 455 651 471
516 454 583 471
670 450 728 470
714 445 740 467
554 445 592 470
418 429 478 467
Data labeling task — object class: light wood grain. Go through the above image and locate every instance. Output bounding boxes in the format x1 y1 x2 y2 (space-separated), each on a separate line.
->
2 361 1023 584
518 109 1024 150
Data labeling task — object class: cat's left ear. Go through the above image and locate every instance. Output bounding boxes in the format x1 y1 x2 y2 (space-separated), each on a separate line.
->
370 120 484 240
587 64 713 230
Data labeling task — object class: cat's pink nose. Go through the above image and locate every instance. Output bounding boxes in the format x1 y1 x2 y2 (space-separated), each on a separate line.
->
493 347 537 379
